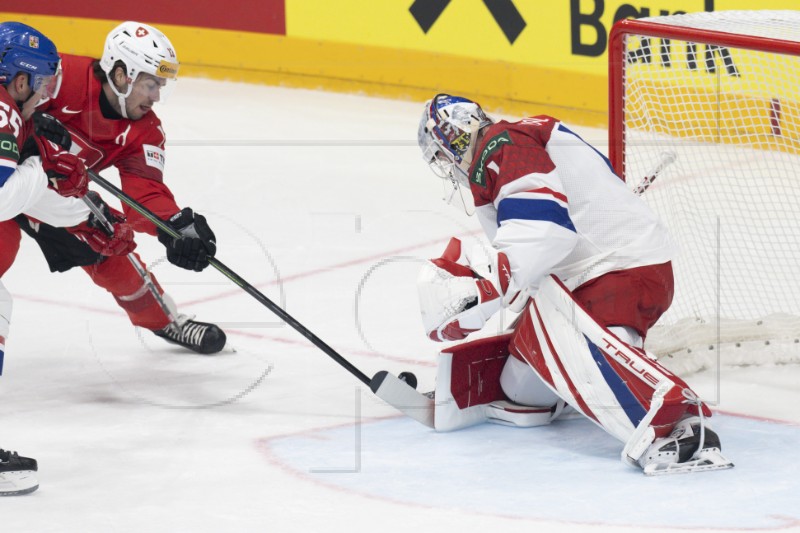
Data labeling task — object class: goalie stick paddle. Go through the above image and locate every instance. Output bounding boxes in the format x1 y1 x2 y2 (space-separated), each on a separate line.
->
86 169 434 427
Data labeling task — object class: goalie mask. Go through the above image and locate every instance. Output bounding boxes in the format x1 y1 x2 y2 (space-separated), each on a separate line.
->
418 94 492 188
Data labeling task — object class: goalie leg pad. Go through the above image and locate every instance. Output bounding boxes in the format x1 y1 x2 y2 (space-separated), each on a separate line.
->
434 334 555 431
509 275 701 447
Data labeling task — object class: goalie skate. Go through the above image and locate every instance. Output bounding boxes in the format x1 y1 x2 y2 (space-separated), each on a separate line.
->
154 314 226 355
0 449 38 496
638 417 734 476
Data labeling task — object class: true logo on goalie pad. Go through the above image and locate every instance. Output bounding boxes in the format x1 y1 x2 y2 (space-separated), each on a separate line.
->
601 338 662 387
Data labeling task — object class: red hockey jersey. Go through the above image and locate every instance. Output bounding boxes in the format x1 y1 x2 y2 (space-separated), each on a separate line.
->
38 54 180 234
466 116 673 295
0 86 33 184
1 86 89 226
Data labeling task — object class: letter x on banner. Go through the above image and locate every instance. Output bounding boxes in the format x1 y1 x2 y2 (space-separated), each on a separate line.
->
410 0 526 44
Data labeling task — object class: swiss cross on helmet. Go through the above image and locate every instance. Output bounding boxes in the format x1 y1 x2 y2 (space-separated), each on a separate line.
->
417 94 492 187
0 22 61 99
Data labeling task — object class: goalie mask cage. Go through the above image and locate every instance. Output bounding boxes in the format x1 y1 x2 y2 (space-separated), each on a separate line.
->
608 11 800 374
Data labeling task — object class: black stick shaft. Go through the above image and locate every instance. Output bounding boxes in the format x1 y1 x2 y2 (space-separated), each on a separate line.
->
87 169 372 386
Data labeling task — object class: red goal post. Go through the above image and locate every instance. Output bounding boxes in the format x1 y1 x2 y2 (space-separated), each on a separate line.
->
607 11 800 374
609 13 800 175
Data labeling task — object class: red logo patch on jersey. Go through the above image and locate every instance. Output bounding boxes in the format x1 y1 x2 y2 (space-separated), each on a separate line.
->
136 27 149 38
67 129 106 169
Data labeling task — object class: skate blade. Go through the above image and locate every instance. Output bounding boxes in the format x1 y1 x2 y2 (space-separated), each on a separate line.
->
643 449 734 476
0 471 39 496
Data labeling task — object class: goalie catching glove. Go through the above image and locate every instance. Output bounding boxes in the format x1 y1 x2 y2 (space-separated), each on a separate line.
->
67 192 136 256
157 208 217 272
417 237 524 342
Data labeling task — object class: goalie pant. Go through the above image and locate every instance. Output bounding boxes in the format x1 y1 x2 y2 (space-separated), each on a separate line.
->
511 274 710 461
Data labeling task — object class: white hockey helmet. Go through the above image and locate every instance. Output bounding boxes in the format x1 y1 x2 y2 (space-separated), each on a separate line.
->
417 94 492 187
99 21 179 116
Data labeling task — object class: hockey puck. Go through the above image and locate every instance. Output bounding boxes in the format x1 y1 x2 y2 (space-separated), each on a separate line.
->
398 372 418 390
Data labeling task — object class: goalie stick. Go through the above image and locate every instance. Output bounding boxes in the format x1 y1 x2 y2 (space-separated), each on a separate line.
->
85 169 435 427
632 151 677 195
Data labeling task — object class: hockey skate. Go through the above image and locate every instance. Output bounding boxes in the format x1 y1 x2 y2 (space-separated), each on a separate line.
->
0 449 38 496
154 314 226 355
638 416 734 476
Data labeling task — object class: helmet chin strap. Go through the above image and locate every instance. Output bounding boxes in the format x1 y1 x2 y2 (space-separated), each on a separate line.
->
16 93 34 118
116 94 129 119
106 71 131 119
10 76 43 110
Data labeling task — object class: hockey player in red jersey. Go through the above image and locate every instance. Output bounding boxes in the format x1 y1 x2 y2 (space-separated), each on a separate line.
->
0 21 135 496
4 21 225 354
416 94 733 474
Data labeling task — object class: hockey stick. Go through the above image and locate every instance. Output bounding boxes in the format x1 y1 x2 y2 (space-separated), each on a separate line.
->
80 194 181 328
632 151 677 195
85 169 434 427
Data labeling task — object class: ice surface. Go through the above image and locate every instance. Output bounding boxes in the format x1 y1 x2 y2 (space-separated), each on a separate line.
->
2 79 799 532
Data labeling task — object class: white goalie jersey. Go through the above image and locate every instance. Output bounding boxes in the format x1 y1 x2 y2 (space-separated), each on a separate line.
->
469 116 674 294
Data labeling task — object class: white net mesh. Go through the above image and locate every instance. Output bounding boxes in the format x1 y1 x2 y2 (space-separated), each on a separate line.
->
613 11 800 373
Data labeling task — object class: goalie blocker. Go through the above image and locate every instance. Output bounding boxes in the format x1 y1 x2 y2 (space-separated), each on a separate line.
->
429 275 733 475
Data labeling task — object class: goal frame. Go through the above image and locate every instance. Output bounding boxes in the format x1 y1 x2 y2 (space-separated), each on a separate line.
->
606 13 800 372
608 16 800 180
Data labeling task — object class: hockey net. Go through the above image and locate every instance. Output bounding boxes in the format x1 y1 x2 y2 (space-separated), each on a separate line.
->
608 11 800 375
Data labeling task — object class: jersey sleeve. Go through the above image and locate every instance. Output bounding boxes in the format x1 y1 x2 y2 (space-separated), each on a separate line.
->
0 156 90 226
0 157 48 221
0 98 24 187
0 137 19 187
22 179 91 227
116 125 181 235
472 128 580 296
118 172 180 235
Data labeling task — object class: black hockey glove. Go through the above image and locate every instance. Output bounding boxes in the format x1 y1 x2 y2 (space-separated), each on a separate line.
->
18 112 73 163
157 208 216 272
32 111 73 150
